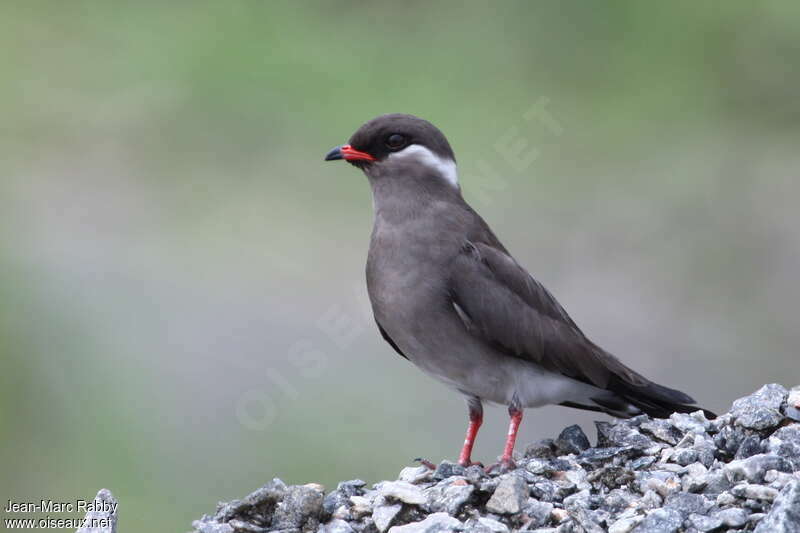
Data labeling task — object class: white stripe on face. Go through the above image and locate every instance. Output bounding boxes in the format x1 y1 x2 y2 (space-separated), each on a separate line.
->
386 144 458 187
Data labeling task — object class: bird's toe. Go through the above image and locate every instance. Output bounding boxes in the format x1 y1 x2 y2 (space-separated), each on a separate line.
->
413 457 437 470
485 457 516 474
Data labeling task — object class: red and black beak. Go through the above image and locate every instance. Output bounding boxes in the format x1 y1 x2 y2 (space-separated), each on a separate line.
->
324 145 376 162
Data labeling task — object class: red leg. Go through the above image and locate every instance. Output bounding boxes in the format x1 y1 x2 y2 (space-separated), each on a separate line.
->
487 406 523 472
500 406 523 463
458 401 483 467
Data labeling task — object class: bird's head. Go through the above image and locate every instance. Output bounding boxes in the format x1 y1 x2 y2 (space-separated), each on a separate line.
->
324 114 458 188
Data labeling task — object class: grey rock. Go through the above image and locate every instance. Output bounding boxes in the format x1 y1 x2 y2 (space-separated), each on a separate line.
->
524 500 554 528
322 492 348 521
786 387 800 421
226 520 270 532
687 513 722 532
632 508 682 533
561 469 590 492
526 439 557 459
530 479 558 502
596 421 655 450
708 412 733 433
433 461 466 481
744 497 769 512
730 383 787 430
765 470 795 490
590 509 611 528
653 463 684 474
629 456 657 470
338 480 367 495
640 419 683 446
587 465 635 490
566 503 604 533
754 479 800 533
218 478 287 522
323 482 366 521
725 453 792 483
319 519 355 533
549 458 576 472
378 481 427 505
475 517 508 533
716 491 736 507
485 474 527 514
663 492 710 518
76 489 117 533
604 489 637 514
730 483 779 502
669 448 698 467
348 495 373 518
682 463 709 493
763 425 800 470
399 466 434 484
525 457 552 475
461 522 492 533
272 485 324 531
556 425 591 455
689 435 717 468
639 418 683 446
372 502 402 533
714 425 744 459
642 471 681 499
639 489 664 511
463 465 486 484
562 489 590 510
714 507 749 527
388 513 463 533
608 514 643 533
577 446 630 465
477 477 500 494
194 523 234 533
734 434 763 459
554 482 577 500
425 478 474 515
550 508 570 524
700 469 732 496
669 412 710 436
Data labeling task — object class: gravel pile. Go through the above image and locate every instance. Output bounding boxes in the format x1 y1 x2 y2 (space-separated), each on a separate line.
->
190 384 800 533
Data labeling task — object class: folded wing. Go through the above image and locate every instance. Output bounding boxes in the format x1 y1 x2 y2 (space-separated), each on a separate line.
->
448 240 713 419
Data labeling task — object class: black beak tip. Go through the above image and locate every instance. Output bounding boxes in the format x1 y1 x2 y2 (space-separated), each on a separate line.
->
324 146 343 161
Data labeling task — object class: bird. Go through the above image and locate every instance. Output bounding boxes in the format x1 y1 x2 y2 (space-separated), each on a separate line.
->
324 113 714 471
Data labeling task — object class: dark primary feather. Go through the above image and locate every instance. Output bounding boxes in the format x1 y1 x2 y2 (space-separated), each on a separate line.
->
448 239 715 419
377 320 408 360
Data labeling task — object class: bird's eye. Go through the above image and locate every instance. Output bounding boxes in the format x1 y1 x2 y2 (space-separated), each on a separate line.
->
386 134 406 149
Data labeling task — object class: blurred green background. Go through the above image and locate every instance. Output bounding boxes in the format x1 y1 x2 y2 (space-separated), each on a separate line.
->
2 2 799 531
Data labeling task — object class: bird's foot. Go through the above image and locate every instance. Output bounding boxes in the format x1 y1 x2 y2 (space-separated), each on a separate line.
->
414 457 437 470
458 459 484 468
485 457 516 474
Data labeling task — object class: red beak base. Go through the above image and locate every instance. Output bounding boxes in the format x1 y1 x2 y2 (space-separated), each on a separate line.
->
324 144 376 163
340 145 376 162
341 144 375 161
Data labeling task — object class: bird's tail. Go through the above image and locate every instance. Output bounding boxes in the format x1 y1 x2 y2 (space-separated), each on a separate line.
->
563 376 716 420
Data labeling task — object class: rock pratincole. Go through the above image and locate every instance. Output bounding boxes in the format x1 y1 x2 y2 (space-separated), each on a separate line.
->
325 113 714 470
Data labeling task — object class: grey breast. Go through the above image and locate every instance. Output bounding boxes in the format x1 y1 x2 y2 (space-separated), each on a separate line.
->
364 179 517 399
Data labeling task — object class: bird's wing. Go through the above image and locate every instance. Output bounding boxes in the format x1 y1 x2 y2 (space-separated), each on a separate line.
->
376 320 409 360
448 240 698 410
